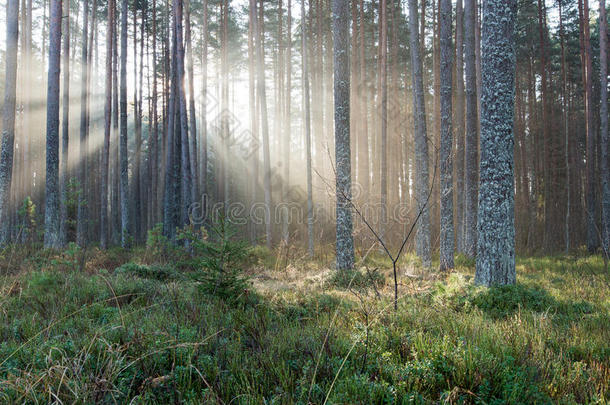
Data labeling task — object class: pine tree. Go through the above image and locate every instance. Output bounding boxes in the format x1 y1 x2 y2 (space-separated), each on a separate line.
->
44 0 63 249
333 0 354 270
0 0 20 245
439 0 454 271
101 0 115 249
408 0 432 268
463 0 478 258
302 0 314 256
600 0 609 256
475 0 517 286
119 0 130 247
59 0 70 246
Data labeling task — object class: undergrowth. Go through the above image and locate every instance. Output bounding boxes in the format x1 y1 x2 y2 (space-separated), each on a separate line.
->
0 245 607 403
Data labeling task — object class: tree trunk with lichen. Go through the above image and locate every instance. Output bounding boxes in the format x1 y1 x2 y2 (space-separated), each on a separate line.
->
408 0 431 269
332 0 354 270
475 0 517 286
439 0 453 271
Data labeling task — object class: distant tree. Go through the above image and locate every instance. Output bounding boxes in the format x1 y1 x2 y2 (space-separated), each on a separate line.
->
119 0 130 247
475 0 517 286
332 0 355 270
600 0 609 257
185 0 199 201
301 0 314 256
59 0 69 246
255 0 272 248
581 0 598 252
44 0 62 249
379 0 388 240
281 0 293 243
0 0 20 245
408 0 431 268
77 0 89 247
101 0 115 249
439 0 454 271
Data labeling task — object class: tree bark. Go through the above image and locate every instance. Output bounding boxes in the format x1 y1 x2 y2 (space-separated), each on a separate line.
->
101 0 114 248
301 0 314 256
408 0 432 268
475 0 517 286
255 0 273 248
454 0 464 253
76 0 89 247
332 0 354 270
59 0 69 246
600 0 609 256
44 0 62 249
581 0 598 252
439 0 454 271
379 0 388 240
0 0 20 245
119 0 130 247
463 0 478 258
185 0 198 201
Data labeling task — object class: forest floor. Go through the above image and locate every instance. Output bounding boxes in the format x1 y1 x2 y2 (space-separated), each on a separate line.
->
0 243 608 404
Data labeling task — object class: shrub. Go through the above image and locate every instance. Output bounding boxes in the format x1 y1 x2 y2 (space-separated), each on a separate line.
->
174 217 253 304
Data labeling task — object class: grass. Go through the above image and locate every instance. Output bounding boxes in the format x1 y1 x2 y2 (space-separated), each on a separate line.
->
0 244 608 404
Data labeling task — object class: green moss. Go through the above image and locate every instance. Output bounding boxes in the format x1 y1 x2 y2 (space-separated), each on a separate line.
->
0 254 607 403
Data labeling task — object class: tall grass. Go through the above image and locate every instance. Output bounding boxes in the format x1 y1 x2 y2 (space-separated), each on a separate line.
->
0 246 607 403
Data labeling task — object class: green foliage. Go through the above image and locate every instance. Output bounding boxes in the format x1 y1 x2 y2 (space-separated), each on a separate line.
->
179 218 253 304
145 223 173 262
0 255 607 403
17 197 37 243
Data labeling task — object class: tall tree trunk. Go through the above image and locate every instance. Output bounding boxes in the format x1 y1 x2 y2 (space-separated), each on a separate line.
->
282 0 292 243
119 0 130 247
151 0 159 224
463 0 478 257
379 0 388 240
439 0 454 271
132 4 142 241
408 0 432 268
559 0 570 253
0 0 20 245
44 0 62 249
77 0 89 247
255 0 272 248
454 0 464 253
163 19 179 240
248 0 258 242
475 0 517 286
59 0 69 246
332 0 354 270
174 0 192 226
581 0 598 252
185 0 198 201
101 0 114 248
600 0 609 257
111 2 120 244
302 0 313 256
201 0 208 221
538 0 553 251
358 0 369 200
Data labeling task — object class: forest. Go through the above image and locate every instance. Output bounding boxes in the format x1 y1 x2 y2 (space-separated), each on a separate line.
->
0 0 608 402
